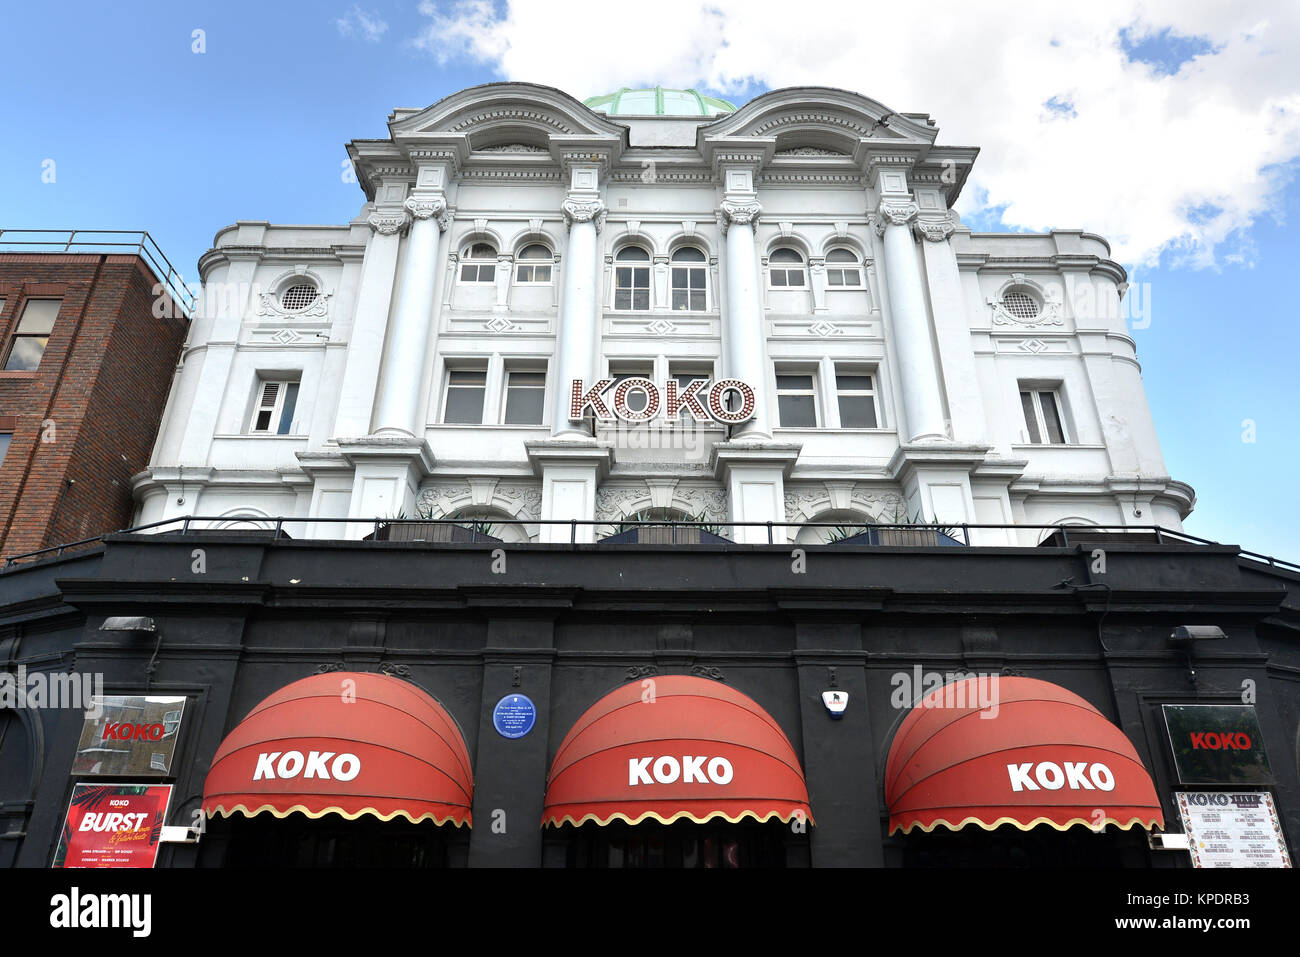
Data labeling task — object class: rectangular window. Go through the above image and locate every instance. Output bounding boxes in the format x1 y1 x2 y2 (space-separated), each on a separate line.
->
4 298 61 371
671 267 707 310
249 378 299 434
1020 388 1067 444
503 370 546 425
443 368 487 424
836 370 878 428
0 432 11 466
776 373 818 428
614 266 650 310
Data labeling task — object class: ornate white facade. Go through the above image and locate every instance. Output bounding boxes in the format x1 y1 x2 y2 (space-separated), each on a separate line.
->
136 83 1194 544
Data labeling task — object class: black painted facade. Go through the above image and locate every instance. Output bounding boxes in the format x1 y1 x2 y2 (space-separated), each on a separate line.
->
1 532 1297 867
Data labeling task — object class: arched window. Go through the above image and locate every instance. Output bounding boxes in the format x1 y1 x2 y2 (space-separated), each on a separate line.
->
459 242 497 283
279 281 319 310
614 246 651 310
825 247 863 288
769 247 806 287
670 247 707 311
1000 288 1041 319
515 243 552 284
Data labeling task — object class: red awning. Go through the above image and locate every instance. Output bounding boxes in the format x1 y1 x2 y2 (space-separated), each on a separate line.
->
542 675 812 828
885 676 1164 834
202 672 473 826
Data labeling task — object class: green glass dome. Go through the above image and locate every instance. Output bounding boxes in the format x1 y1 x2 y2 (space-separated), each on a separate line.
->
584 87 736 117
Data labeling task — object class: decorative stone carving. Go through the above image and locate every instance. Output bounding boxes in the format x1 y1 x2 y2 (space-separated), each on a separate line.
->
673 485 727 521
404 195 447 220
256 292 333 320
379 662 412 677
774 146 846 156
986 273 1064 327
562 198 607 230
783 483 906 523
915 214 957 243
691 665 725 681
808 319 842 337
594 485 646 521
717 199 762 233
367 211 408 236
493 483 543 519
477 143 547 153
625 665 659 680
874 199 919 234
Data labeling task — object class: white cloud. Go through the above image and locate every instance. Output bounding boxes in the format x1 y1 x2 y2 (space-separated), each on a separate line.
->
336 5 389 43
411 1 1300 268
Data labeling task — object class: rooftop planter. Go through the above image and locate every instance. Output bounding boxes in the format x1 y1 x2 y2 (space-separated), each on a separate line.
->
363 522 502 544
600 508 732 544
600 525 733 545
827 526 965 547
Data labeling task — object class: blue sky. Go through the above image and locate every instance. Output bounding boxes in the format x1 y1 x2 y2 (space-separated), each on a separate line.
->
2 2 1296 562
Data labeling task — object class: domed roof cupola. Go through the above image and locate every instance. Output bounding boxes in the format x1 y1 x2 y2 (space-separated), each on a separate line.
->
584 86 736 117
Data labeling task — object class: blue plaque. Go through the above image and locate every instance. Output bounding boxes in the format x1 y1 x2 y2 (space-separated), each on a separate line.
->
493 694 537 739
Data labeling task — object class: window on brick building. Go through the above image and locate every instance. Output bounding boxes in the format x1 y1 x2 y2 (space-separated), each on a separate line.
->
0 432 11 467
249 378 300 435
4 299 61 371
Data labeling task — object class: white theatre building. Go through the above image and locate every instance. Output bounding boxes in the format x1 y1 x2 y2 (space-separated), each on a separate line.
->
136 83 1194 544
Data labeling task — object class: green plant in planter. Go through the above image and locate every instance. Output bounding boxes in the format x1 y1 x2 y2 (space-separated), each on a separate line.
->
824 524 869 543
457 518 499 538
607 508 722 538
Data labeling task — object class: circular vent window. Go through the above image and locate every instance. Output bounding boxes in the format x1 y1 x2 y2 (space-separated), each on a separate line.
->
280 284 318 311
1001 290 1040 318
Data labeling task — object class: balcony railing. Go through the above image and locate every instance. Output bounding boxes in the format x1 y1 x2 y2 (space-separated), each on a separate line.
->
0 229 196 317
5 516 1296 574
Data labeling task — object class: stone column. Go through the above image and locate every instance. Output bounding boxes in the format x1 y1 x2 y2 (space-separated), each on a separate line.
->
718 198 771 439
876 192 948 443
549 197 605 438
373 193 449 437
333 209 406 438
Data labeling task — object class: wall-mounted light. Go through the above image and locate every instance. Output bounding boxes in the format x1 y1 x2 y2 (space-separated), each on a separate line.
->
99 616 156 633
1168 625 1226 686
1168 625 1226 643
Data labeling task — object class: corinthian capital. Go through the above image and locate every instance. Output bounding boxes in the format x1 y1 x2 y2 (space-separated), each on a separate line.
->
717 199 762 234
562 198 607 231
367 211 409 236
914 214 957 243
404 195 447 221
873 198 919 235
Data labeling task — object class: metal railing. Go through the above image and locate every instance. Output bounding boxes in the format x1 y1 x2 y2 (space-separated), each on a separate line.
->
0 229 196 317
6 515 1297 573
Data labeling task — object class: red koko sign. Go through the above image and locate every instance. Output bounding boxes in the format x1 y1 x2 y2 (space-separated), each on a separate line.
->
54 783 172 868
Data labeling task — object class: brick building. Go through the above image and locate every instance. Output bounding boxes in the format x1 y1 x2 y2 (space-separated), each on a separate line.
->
0 233 190 559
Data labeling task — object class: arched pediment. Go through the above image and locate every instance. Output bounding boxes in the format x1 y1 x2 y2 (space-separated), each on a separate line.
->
389 82 628 142
701 86 938 147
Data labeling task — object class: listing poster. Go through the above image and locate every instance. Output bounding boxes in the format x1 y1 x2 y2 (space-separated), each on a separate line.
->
1176 791 1292 868
52 783 173 868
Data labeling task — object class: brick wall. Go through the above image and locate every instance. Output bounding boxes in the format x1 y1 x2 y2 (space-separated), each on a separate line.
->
0 255 188 559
